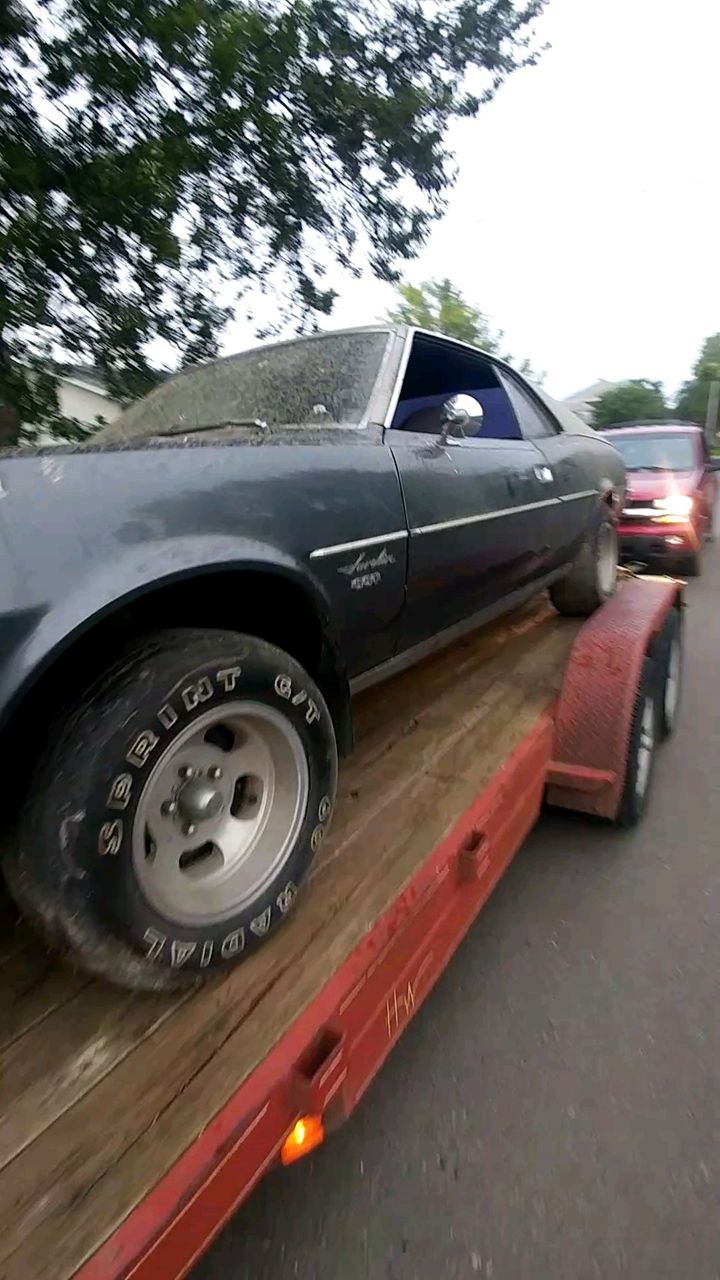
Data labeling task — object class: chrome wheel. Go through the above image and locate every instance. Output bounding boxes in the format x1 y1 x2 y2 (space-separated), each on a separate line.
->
133 701 309 925
663 635 680 728
634 695 655 802
597 521 618 598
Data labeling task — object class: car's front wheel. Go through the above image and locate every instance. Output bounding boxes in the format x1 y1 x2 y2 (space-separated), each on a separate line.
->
2 629 338 990
549 508 618 617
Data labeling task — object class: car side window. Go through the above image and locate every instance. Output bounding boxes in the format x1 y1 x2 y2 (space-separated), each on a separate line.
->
390 335 522 441
497 369 559 441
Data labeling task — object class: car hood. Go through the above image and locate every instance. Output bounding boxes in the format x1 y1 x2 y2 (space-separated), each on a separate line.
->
625 469 701 501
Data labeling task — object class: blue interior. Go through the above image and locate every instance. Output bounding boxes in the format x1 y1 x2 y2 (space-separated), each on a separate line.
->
392 387 520 439
390 334 522 440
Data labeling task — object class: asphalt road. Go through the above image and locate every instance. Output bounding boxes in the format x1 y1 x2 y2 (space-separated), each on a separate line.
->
194 553 720 1280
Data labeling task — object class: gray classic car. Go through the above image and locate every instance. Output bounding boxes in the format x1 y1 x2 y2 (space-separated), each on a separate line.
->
0 326 625 988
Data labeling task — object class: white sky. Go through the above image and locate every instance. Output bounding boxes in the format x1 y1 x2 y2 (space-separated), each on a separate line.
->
227 0 720 400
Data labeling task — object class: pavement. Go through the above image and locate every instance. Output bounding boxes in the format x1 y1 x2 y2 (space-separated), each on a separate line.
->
193 551 720 1280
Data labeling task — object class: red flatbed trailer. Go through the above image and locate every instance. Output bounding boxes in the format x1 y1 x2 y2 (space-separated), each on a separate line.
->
0 577 681 1280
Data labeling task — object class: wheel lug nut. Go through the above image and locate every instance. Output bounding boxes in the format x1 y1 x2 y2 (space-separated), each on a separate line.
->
185 823 196 837
179 766 194 779
208 766 223 780
161 800 177 816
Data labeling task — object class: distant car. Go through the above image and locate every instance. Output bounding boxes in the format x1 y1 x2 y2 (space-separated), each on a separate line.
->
601 421 720 575
0 326 625 987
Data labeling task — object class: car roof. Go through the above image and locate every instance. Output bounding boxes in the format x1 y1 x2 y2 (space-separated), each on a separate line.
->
602 421 702 436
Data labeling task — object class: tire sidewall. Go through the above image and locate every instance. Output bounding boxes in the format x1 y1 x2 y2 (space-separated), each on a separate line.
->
617 655 658 827
34 633 338 976
653 607 683 739
549 506 619 618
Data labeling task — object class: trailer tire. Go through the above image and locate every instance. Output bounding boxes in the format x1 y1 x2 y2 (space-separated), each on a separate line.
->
2 629 338 991
615 655 659 828
549 509 618 617
652 606 683 740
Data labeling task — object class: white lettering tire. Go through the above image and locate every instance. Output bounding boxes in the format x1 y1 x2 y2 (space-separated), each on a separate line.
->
2 630 337 990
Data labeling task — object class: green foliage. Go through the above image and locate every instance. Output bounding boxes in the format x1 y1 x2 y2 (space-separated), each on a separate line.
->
591 380 669 429
387 277 544 381
0 0 546 443
675 333 720 424
388 277 503 351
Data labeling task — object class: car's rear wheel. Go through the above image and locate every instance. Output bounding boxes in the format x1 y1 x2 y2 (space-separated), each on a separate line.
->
2 629 338 990
682 542 703 576
549 508 618 617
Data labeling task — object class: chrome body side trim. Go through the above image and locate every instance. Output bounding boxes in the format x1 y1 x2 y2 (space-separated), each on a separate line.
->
410 497 559 537
559 489 598 502
312 490 599 556
309 530 408 560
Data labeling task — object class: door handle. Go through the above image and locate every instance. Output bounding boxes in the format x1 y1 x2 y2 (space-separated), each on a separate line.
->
534 465 554 484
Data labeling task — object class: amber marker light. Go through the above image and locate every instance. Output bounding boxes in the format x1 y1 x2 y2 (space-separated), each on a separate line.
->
281 1115 325 1165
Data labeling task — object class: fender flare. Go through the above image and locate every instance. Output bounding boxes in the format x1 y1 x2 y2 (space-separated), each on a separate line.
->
0 534 353 754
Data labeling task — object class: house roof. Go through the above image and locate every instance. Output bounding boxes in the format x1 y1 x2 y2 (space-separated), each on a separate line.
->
53 362 169 399
563 379 618 406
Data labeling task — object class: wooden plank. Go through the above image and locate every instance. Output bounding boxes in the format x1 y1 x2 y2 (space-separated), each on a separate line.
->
0 945 90 1054
0 607 580 1279
0 983 190 1169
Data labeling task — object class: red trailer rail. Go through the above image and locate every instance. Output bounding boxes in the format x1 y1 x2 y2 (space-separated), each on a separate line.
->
0 578 681 1280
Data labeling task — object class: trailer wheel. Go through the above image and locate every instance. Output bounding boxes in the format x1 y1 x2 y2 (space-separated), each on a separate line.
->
549 509 618 617
2 629 337 990
652 607 683 740
615 655 659 828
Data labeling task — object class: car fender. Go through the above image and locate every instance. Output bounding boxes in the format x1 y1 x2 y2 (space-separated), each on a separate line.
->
0 533 351 745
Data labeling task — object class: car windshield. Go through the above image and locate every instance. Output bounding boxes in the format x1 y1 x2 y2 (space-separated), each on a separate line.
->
609 431 697 472
97 329 390 442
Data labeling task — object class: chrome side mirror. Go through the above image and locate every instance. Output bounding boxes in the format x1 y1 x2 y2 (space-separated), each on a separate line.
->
439 394 483 443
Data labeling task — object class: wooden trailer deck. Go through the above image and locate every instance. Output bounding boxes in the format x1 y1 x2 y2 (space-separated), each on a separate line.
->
0 599 583 1280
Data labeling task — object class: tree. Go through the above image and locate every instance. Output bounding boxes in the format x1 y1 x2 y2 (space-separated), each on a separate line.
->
388 277 504 351
591 380 669 429
675 334 720 425
0 0 546 444
386 277 544 381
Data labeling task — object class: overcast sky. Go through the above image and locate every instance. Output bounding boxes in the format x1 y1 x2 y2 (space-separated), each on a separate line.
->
230 0 719 401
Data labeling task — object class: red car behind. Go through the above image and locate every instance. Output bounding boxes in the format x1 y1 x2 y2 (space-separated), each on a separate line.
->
601 421 720 575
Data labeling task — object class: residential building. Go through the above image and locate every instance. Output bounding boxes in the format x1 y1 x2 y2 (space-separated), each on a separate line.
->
53 364 123 429
562 380 621 425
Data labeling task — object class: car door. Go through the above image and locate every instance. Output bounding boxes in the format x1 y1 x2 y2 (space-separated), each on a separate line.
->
496 367 597 570
388 341 556 650
391 434 556 649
